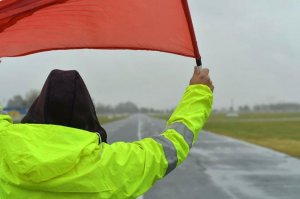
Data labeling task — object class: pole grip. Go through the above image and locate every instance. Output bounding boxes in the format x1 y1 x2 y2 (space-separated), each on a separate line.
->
196 58 202 70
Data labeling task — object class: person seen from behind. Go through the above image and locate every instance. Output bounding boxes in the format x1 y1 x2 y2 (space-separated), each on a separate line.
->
0 66 214 199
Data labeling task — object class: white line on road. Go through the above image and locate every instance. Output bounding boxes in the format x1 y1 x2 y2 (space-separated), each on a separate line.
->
137 115 143 140
137 115 144 199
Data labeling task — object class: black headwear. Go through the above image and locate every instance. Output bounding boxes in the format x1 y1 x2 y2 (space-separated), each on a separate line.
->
21 69 107 143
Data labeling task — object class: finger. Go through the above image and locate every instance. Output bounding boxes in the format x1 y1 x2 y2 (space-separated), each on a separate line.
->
193 66 200 76
199 73 210 83
200 68 209 76
203 76 210 83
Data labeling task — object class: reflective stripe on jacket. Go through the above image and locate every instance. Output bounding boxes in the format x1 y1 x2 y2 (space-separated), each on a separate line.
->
0 84 213 199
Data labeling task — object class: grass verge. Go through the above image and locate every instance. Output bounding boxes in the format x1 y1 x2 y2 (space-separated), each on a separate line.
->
153 113 300 158
98 114 128 124
205 113 300 158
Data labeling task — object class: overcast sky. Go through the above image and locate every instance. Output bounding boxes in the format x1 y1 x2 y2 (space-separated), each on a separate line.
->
0 0 299 110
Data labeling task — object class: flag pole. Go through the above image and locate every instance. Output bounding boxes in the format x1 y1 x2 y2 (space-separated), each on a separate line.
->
182 0 202 70
196 58 202 69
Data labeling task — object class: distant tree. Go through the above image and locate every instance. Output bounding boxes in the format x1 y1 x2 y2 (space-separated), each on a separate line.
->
238 105 251 113
7 95 26 109
96 102 173 114
115 102 138 113
253 103 300 113
140 107 150 113
96 103 114 114
24 90 40 107
6 90 39 109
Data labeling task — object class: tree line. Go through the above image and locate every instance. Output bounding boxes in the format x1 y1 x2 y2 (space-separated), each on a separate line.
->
4 90 169 114
238 103 300 113
6 90 40 109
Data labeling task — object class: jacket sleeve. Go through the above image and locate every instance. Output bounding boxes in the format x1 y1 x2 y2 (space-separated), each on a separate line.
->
0 114 13 129
100 84 213 198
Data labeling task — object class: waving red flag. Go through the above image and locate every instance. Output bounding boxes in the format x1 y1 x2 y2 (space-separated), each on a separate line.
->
0 0 201 64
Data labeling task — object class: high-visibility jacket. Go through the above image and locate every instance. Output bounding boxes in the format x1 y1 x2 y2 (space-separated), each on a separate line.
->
0 84 213 199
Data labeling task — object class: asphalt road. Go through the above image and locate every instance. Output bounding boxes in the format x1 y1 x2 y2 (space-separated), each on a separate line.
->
103 114 300 199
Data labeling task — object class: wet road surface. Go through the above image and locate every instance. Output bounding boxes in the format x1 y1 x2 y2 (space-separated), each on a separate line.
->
103 114 300 199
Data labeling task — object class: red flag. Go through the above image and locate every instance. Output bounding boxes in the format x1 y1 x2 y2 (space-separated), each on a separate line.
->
0 0 200 61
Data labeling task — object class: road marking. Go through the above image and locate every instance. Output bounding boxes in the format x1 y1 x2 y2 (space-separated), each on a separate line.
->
137 115 143 140
137 115 144 199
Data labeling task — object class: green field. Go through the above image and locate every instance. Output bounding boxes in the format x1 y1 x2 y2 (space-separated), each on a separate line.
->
205 113 300 158
98 114 128 124
153 113 300 158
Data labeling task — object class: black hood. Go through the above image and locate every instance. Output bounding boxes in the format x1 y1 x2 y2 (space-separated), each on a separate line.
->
21 69 107 143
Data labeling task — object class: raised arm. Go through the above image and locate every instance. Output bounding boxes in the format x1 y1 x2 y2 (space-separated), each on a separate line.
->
101 67 214 198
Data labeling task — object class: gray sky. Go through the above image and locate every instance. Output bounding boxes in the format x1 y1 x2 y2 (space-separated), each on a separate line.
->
1 0 299 110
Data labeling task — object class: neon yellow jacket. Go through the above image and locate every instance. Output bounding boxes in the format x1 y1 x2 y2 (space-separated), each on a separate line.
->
0 84 213 199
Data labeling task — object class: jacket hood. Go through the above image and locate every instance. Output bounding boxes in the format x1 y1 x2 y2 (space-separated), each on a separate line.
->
21 69 107 142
